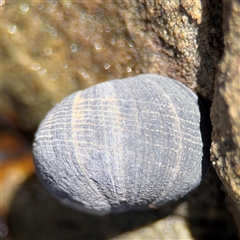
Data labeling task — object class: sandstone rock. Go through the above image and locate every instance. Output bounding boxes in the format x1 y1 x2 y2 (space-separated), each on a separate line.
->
2 0 223 130
210 0 240 234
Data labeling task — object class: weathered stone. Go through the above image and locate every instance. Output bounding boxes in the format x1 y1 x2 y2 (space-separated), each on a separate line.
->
2 0 223 130
210 0 240 233
115 0 223 99
2 1 141 130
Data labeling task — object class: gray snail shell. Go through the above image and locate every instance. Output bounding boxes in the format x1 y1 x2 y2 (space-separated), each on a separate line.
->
33 74 208 215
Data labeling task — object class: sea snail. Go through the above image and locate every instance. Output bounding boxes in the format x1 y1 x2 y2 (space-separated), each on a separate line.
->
33 74 210 215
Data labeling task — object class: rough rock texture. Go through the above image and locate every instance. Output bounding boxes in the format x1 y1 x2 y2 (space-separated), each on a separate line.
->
210 0 240 233
115 0 223 99
2 0 223 131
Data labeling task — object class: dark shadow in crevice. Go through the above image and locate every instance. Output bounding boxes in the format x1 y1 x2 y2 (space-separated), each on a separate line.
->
7 174 180 240
198 95 212 180
186 0 238 239
185 167 239 240
195 0 224 100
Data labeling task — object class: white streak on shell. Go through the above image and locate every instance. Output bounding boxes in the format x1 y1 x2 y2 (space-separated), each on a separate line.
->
33 74 204 215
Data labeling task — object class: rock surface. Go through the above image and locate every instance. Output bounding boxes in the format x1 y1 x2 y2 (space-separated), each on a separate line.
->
115 0 223 99
210 0 240 234
2 0 223 130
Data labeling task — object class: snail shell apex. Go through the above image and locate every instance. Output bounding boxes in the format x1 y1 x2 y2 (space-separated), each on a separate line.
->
33 74 207 215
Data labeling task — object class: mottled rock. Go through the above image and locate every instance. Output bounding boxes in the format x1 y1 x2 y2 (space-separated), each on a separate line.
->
115 0 223 98
210 0 240 234
2 0 223 130
2 1 141 130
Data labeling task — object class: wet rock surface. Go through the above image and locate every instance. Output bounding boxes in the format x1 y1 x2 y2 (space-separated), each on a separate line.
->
2 0 223 130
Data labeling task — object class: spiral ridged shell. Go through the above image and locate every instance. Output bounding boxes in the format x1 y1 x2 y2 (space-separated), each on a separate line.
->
33 74 207 215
